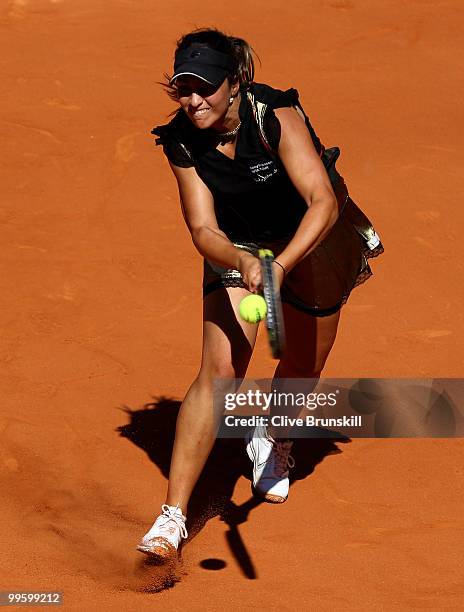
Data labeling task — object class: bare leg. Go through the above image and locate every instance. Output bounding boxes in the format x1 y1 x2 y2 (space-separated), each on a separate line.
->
267 304 341 440
166 287 259 512
245 303 342 504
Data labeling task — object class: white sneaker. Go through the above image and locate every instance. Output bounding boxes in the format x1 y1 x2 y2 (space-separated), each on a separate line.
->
245 424 295 503
137 504 188 559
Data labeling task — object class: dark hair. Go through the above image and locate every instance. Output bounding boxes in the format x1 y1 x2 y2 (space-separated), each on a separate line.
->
162 28 258 101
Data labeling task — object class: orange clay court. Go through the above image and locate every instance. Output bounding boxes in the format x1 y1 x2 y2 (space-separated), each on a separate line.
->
1 0 464 609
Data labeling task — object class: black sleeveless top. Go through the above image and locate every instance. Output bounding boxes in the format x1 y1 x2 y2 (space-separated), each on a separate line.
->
152 82 324 243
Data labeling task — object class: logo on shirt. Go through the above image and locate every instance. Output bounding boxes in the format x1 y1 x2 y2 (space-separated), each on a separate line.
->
248 160 278 183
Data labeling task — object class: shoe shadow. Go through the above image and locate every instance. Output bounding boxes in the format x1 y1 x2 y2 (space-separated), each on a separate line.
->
289 428 351 484
117 398 350 579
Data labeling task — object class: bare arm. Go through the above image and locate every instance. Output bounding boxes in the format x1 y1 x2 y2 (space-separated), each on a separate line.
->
272 106 339 275
169 161 262 292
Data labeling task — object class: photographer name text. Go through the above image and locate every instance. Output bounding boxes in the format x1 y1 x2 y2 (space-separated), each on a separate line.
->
224 415 362 428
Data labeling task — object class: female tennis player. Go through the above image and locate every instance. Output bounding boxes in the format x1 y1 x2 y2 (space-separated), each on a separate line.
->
137 28 383 559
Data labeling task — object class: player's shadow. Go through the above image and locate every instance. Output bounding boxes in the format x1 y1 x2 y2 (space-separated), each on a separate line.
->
117 396 350 579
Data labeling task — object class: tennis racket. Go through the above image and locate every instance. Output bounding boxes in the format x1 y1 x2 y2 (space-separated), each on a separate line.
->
258 249 286 359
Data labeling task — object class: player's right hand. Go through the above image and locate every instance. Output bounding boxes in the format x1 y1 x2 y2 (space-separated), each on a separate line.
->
237 251 262 294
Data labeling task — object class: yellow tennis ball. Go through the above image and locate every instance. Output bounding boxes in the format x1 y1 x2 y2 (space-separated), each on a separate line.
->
239 295 267 324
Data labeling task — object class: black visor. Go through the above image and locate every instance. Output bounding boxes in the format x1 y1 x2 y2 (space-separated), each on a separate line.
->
170 45 235 89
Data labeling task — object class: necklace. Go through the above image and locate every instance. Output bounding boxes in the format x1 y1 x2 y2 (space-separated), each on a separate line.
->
217 121 241 139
